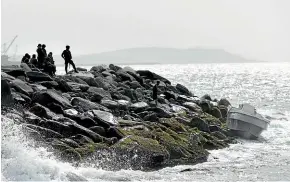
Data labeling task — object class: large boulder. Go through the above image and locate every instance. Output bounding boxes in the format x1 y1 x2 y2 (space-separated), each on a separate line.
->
54 78 73 92
87 110 118 128
87 87 112 100
26 71 53 82
39 81 59 89
100 99 118 109
67 82 89 92
24 124 63 138
182 102 202 112
218 98 231 107
71 97 109 112
33 89 72 109
90 65 106 73
3 68 26 79
176 84 192 96
11 79 33 96
136 70 171 84
1 79 14 106
189 117 210 132
1 72 16 82
129 102 149 112
29 103 57 120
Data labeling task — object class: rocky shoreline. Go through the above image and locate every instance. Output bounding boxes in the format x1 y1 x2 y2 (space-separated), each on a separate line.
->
1 63 236 171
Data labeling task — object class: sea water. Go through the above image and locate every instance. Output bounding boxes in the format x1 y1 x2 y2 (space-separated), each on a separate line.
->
2 63 290 181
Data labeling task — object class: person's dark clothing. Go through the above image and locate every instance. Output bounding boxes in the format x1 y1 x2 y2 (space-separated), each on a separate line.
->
62 49 77 74
21 56 29 64
61 50 72 60
37 47 45 68
43 57 56 76
42 48 47 57
153 84 158 100
64 59 77 74
30 58 38 67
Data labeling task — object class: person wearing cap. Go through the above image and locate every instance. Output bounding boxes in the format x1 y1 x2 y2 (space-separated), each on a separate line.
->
36 44 45 68
61 45 78 74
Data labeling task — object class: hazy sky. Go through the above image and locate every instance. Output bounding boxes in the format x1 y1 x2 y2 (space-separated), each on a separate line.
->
2 0 290 61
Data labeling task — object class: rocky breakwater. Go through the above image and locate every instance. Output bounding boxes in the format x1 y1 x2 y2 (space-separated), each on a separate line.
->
1 63 235 171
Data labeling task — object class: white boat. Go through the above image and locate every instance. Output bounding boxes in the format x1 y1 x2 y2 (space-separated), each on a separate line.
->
226 103 270 139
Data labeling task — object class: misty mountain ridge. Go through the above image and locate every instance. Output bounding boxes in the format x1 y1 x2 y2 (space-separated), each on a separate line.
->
66 47 256 65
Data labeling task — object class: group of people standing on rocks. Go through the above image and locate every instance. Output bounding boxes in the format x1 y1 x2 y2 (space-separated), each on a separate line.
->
21 44 78 76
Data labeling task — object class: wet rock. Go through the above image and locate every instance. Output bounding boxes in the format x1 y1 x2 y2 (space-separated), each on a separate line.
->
101 99 118 109
39 120 72 137
46 102 64 114
211 131 227 140
88 110 118 128
189 117 210 132
30 84 47 92
210 107 222 118
218 98 231 107
3 68 26 79
183 102 202 112
147 107 172 118
90 65 106 73
26 71 53 82
89 126 106 136
116 70 135 82
111 91 131 101
209 125 221 132
94 77 111 90
39 81 58 89
136 70 171 84
64 113 98 128
11 92 26 104
219 106 228 118
129 81 142 89
29 103 57 120
76 67 87 72
117 100 131 110
71 97 109 112
109 64 122 72
67 82 89 92
164 91 177 100
64 172 88 181
24 124 63 138
107 127 124 139
176 84 192 96
130 102 149 112
70 134 94 145
60 138 81 148
144 112 159 122
11 79 33 96
23 111 43 125
199 100 211 113
201 94 212 101
64 109 78 117
87 87 112 100
58 117 103 142
33 89 72 109
62 93 72 101
77 76 98 87
1 79 14 106
1 72 16 82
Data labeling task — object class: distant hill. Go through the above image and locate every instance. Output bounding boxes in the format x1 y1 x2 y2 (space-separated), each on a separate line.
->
57 47 256 65
3 47 258 66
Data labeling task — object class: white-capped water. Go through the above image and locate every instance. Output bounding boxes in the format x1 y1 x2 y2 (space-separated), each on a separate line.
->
2 63 290 181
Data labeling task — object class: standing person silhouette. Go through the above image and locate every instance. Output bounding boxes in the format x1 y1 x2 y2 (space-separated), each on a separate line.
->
61 45 78 74
36 44 45 68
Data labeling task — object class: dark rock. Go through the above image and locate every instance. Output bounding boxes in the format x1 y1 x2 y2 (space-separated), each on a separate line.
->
136 70 171 84
144 112 159 122
122 88 136 101
39 81 59 89
64 113 98 128
100 99 118 109
209 125 221 132
23 111 42 125
71 97 109 112
110 91 131 101
94 77 111 90
46 102 64 114
211 131 227 140
1 72 16 82
219 106 228 118
87 110 118 128
77 76 98 86
33 89 72 109
211 107 222 118
11 79 33 96
90 65 106 73
183 102 202 112
26 71 53 82
62 93 72 101
24 124 63 138
147 107 172 118
189 117 210 132
87 87 112 100
109 64 122 72
29 103 57 119
164 91 177 100
30 84 47 92
89 126 106 137
3 68 26 79
176 84 192 96
58 117 103 142
102 71 112 77
130 102 149 112
218 98 231 107
11 92 27 104
1 79 14 106
129 81 142 89
199 100 211 113
39 120 72 137
67 82 89 92
60 138 81 148
76 67 87 72
116 70 135 82
107 127 124 139
70 134 94 145
117 100 131 110
201 94 212 101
